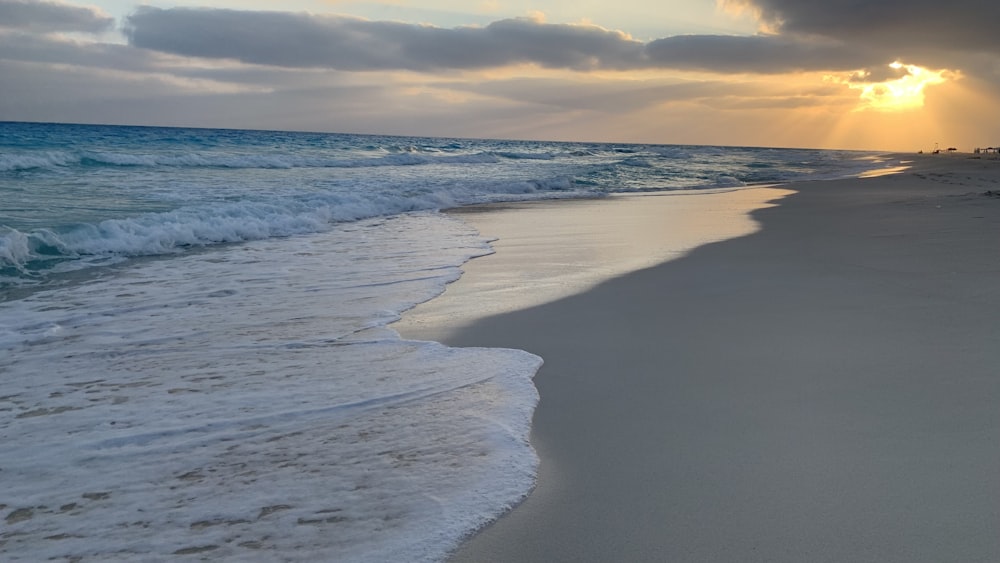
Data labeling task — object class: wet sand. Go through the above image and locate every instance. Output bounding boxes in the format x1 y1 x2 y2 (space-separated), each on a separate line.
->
399 155 1000 562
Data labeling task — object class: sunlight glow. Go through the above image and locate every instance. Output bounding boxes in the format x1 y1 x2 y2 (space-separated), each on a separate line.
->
715 0 781 33
844 61 950 112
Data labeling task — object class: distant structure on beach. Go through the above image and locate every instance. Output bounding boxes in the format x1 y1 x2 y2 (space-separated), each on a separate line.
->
928 143 958 154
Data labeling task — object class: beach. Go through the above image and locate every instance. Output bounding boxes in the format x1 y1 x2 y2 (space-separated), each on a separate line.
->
398 155 1000 562
6 0 998 559
4 125 914 561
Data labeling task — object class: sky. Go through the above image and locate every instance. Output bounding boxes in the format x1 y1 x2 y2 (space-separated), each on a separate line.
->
1 0 999 150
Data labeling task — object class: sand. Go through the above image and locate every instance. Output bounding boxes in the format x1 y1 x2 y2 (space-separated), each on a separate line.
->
397 154 1000 562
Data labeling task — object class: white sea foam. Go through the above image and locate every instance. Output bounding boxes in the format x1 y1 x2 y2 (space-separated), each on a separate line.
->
0 212 541 561
714 175 746 187
1 148 537 171
0 151 78 171
0 174 588 274
0 227 31 270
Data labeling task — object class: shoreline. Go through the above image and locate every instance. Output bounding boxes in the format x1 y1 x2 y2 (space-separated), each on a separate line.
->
399 154 1000 562
395 187 795 342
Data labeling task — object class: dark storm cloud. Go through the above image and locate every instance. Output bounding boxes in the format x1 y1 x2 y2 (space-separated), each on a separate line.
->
0 0 113 33
738 0 1000 51
124 6 872 74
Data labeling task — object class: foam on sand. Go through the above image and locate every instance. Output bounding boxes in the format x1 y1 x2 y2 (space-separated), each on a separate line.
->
0 213 542 562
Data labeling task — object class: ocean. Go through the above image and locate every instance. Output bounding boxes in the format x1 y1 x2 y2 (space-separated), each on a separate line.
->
0 122 896 561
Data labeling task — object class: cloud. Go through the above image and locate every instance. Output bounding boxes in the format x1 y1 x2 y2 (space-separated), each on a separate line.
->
0 32 159 74
124 7 646 72
0 0 114 33
726 0 1000 52
3 1 991 151
123 6 875 75
439 75 849 114
846 63 912 84
645 34 876 73
440 77 717 113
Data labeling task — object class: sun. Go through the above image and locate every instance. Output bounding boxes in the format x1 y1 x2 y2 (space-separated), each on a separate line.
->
844 61 949 112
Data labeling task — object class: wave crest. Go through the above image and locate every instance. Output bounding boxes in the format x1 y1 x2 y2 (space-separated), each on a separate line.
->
0 174 585 273
0 149 564 172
